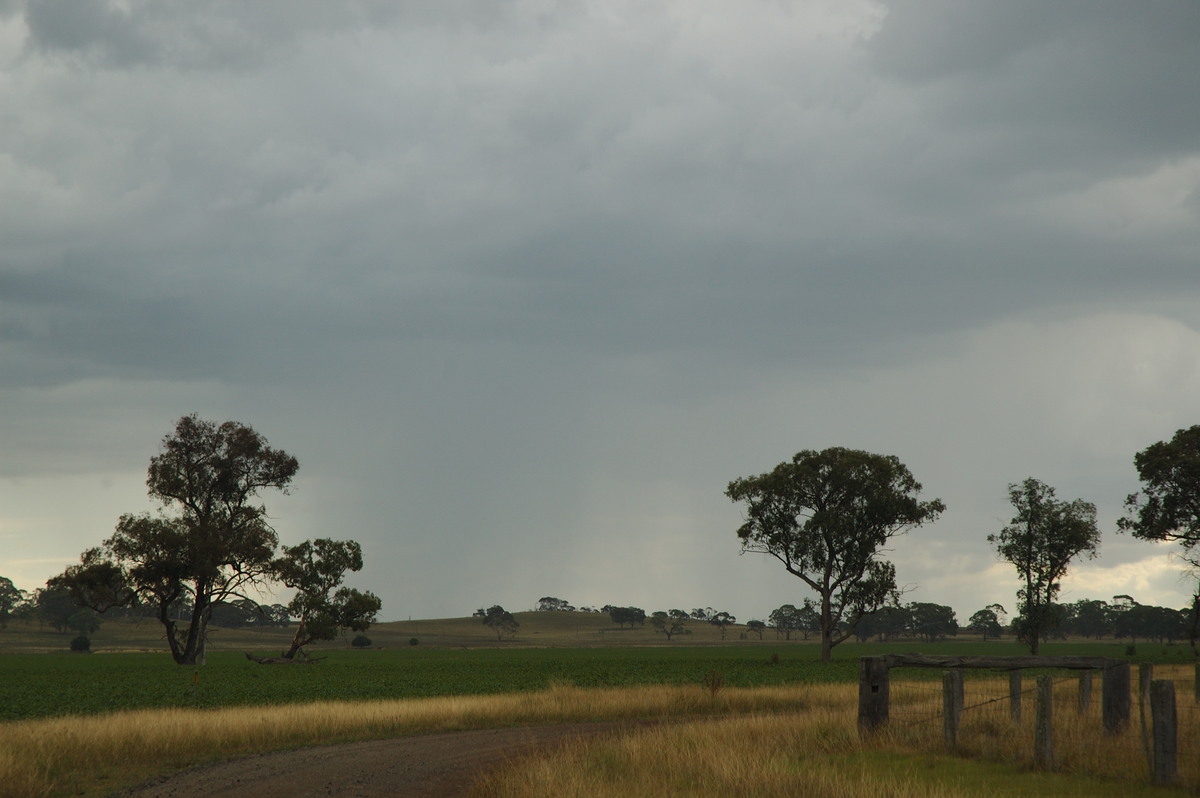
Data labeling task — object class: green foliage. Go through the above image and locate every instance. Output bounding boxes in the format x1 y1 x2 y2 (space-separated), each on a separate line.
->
727 447 944 661
905 602 957 642
536 597 575 611
0 576 26 629
708 611 736 639
650 610 691 640
351 635 372 648
967 607 1004 640
69 635 91 653
1121 425 1200 560
481 605 519 639
606 606 646 628
52 415 300 665
989 478 1100 654
274 538 382 658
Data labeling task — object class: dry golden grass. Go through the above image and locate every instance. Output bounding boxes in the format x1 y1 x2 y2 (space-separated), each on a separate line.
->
5 669 1196 798
0 682 808 798
887 664 1200 784
470 668 1199 798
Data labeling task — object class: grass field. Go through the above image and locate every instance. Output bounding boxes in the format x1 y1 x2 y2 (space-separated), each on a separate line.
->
0 610 1189 721
1 608 786 652
1 612 1197 797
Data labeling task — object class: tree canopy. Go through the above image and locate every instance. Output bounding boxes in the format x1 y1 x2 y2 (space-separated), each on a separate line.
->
52 415 305 664
1120 425 1200 561
727 446 944 661
989 477 1100 655
0 576 25 629
481 605 519 639
649 609 690 640
605 606 645 628
906 602 957 643
274 538 382 659
966 604 1006 641
536 597 576 612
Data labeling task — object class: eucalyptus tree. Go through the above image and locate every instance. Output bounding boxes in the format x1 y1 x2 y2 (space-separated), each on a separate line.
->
989 478 1100 655
650 609 690 640
481 605 519 639
727 447 945 661
1120 425 1200 651
0 576 25 629
274 538 382 659
1120 425 1200 556
52 415 301 665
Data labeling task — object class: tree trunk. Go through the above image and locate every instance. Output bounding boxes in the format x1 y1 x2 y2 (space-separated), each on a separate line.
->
283 616 309 659
819 591 835 662
820 633 833 662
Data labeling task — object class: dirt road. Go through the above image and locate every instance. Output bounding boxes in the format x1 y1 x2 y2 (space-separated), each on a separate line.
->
116 722 636 798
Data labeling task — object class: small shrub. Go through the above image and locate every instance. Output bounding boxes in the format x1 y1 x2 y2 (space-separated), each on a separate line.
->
69 636 91 653
350 635 372 649
409 637 419 646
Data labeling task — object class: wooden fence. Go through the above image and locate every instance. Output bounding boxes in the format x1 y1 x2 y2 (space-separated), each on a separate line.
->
856 654 1181 786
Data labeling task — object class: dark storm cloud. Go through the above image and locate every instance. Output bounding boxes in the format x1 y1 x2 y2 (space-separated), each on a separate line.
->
871 1 1200 161
3 1 1199 620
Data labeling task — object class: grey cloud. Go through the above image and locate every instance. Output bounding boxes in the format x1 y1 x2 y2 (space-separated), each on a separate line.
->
870 0 1200 168
4 1 1200 619
24 0 156 66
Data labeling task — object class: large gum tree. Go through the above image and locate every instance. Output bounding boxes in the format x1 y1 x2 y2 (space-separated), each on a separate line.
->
1119 425 1200 651
726 446 945 662
53 414 300 665
988 477 1100 655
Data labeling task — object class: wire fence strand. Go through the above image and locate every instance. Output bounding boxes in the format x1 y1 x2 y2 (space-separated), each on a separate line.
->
880 664 1196 789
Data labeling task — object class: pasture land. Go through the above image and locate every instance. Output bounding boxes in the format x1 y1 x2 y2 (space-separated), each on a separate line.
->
4 673 1195 798
0 627 1186 722
5 608 1192 655
3 612 1195 796
2 609 786 652
1 646 849 721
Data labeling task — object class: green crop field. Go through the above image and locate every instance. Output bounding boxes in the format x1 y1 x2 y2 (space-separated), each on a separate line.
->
1 610 1190 721
0 647 850 720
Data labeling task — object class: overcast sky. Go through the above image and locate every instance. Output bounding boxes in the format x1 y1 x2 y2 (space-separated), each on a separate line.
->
3 1 1200 627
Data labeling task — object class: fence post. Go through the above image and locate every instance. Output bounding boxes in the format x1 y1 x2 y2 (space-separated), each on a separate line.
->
943 670 963 748
858 657 889 734
1034 675 1053 769
1139 663 1154 767
1150 680 1177 786
1009 671 1022 722
1103 661 1131 733
1078 670 1093 714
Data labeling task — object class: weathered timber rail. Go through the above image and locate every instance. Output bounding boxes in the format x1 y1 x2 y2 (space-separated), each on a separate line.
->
867 654 1120 670
858 654 1131 735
